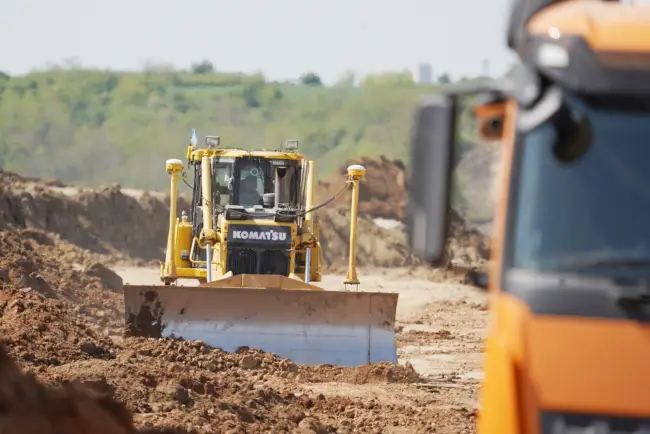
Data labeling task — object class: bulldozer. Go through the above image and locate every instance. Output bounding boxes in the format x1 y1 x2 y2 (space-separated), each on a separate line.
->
123 132 398 367
408 0 650 432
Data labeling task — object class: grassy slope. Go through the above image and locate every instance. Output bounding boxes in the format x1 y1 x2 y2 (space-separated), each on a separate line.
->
0 69 484 192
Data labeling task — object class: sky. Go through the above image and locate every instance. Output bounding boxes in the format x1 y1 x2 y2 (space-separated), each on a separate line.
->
1 0 516 84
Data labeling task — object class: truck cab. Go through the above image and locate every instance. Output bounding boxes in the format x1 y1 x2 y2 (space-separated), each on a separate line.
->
408 0 650 432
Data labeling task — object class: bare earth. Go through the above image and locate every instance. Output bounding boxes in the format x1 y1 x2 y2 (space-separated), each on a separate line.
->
0 158 491 432
115 266 488 433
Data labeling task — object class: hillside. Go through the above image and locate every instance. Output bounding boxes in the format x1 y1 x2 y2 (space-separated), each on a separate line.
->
0 69 479 191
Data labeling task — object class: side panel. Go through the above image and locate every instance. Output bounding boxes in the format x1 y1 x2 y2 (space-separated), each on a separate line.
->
124 285 398 367
478 293 529 434
527 316 650 415
487 98 518 292
479 99 523 433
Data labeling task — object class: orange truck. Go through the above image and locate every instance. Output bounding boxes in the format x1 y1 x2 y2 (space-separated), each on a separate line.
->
407 0 650 432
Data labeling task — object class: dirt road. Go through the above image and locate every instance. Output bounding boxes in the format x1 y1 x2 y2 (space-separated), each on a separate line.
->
115 266 488 432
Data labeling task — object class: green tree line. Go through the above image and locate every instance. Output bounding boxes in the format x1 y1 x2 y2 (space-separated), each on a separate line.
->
0 65 483 191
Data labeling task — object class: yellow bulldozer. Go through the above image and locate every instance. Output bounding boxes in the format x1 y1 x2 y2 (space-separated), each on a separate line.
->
123 132 398 366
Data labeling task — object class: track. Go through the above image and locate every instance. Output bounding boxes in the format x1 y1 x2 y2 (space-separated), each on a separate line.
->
115 266 488 432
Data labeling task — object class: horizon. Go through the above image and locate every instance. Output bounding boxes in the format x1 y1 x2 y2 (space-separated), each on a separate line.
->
1 61 496 85
2 0 515 86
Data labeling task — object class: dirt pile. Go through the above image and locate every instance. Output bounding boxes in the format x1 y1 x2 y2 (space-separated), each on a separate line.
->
0 344 141 434
316 156 407 221
454 141 501 234
446 209 491 268
0 225 474 433
0 228 125 339
319 208 419 270
0 229 172 433
114 339 424 385
0 287 116 368
315 156 491 270
36 338 469 433
0 170 190 264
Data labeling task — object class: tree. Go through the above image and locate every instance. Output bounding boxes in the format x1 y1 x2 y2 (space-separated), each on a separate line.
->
437 73 451 84
300 72 322 86
191 60 215 75
241 82 263 108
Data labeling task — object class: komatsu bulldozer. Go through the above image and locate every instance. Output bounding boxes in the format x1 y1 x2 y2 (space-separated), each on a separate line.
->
408 0 650 432
123 133 398 367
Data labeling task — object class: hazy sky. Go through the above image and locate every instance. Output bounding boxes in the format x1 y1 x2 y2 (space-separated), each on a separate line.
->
2 0 515 84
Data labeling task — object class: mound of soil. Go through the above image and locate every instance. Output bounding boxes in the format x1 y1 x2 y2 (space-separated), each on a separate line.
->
0 288 116 368
319 208 419 270
0 229 124 338
300 361 423 385
316 156 408 221
37 338 464 433
0 341 189 434
0 214 475 434
119 338 423 386
0 344 134 434
446 209 491 268
0 170 190 263
316 156 491 270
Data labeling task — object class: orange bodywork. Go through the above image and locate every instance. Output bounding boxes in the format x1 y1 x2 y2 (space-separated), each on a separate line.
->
474 102 507 141
479 292 650 434
476 3 650 432
527 0 650 53
477 98 523 434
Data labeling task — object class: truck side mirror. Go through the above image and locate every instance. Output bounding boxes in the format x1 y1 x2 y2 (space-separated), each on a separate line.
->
406 94 457 264
473 96 507 142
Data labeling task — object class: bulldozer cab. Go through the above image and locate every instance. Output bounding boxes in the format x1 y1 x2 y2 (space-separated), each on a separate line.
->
191 155 300 214
188 153 304 267
230 157 300 209
407 0 650 432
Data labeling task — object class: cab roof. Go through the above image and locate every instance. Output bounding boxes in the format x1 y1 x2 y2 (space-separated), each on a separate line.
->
187 146 308 162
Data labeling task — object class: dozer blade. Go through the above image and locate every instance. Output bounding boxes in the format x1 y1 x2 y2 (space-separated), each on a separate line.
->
123 283 398 367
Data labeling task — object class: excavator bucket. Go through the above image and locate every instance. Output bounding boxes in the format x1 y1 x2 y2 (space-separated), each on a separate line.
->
122 276 398 367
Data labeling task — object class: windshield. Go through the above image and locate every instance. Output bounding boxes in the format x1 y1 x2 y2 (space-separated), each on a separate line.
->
232 158 301 208
507 93 650 278
236 160 267 207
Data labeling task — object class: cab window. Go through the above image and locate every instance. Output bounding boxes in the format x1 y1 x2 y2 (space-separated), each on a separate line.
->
213 163 232 206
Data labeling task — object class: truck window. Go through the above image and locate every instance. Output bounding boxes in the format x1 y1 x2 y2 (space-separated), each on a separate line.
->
506 94 650 278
